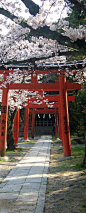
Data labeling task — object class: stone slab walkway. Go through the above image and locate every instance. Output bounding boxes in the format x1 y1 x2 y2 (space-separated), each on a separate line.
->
0 135 51 213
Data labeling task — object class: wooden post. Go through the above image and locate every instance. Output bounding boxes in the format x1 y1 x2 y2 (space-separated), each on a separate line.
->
58 104 62 141
0 74 9 157
55 108 58 136
59 74 71 156
13 109 20 147
31 108 35 138
24 104 29 140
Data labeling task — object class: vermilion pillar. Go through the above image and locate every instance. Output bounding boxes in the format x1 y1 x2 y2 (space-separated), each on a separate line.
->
58 104 62 141
24 104 29 140
59 74 71 156
0 74 9 157
55 108 58 136
31 108 35 138
13 109 20 148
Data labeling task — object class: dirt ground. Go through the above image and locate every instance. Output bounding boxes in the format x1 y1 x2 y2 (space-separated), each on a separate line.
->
0 138 86 213
44 141 86 213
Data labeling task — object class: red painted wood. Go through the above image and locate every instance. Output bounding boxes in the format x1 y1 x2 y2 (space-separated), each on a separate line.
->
31 74 37 83
24 104 29 140
58 104 62 141
59 74 71 157
0 74 9 157
3 81 81 91
28 95 75 102
29 108 57 114
8 82 60 90
55 108 58 136
31 108 35 138
13 109 20 147
66 81 82 90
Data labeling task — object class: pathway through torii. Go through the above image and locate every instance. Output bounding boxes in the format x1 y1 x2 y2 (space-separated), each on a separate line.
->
0 70 81 157
23 94 75 139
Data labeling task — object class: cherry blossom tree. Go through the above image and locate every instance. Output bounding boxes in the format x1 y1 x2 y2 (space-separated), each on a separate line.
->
0 0 85 66
0 0 85 150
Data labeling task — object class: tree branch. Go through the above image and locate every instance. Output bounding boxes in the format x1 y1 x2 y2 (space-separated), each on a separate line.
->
0 49 84 67
21 0 39 15
2 52 56 65
0 7 86 55
0 7 16 21
28 26 86 51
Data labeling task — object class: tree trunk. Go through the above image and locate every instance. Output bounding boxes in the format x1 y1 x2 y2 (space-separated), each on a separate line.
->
7 107 18 150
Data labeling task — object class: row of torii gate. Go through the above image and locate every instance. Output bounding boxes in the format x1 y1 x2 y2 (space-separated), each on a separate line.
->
0 67 82 157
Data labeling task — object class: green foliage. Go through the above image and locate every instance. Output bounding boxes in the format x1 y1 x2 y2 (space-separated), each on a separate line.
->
66 6 86 28
68 52 86 61
0 159 6 162
71 146 85 156
82 203 86 208
57 146 85 170
69 81 86 137
75 162 85 169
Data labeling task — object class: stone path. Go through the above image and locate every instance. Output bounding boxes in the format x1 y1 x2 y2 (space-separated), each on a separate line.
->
0 135 51 213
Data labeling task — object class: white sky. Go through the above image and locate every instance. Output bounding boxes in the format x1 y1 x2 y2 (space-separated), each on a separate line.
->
32 0 42 7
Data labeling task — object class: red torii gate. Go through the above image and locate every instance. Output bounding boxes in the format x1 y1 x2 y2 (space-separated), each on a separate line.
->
13 100 58 147
23 95 75 139
13 94 75 147
0 71 81 157
26 102 58 139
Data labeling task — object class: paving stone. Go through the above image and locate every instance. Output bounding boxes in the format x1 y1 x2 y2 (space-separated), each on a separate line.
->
28 170 43 175
15 168 30 173
17 192 38 205
25 177 42 183
5 177 26 185
22 182 40 190
20 187 39 194
16 164 32 169
35 204 45 213
0 209 11 213
5 167 18 178
0 192 19 199
35 192 46 213
19 211 32 213
0 182 6 188
41 177 47 184
0 183 22 193
18 205 36 211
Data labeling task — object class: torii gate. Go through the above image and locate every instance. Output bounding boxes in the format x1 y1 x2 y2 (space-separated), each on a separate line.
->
26 102 58 139
13 94 75 147
13 100 58 146
23 94 75 139
0 70 82 157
